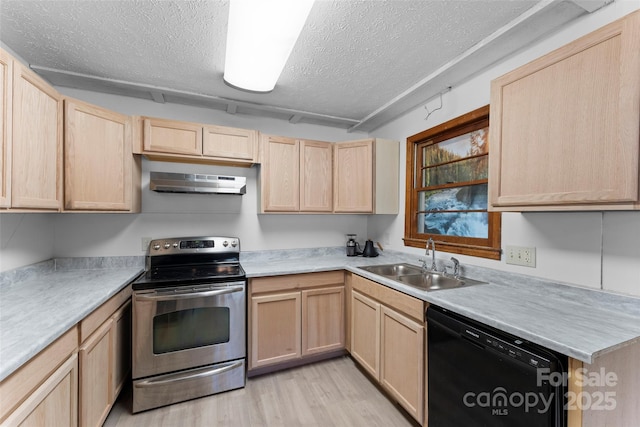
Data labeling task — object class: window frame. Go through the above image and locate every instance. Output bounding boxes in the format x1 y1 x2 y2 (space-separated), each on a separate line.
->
404 105 501 260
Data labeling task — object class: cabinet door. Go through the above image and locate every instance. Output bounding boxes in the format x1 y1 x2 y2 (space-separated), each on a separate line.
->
0 49 11 208
250 292 301 368
112 301 131 399
261 135 299 212
143 117 202 155
3 354 78 427
11 62 61 210
301 286 344 356
489 11 640 210
202 125 257 162
334 139 373 213
64 99 132 211
380 306 424 424
350 290 380 379
300 139 333 212
79 319 113 427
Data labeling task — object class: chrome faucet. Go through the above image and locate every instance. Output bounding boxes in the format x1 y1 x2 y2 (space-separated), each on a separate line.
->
425 238 437 272
450 257 460 279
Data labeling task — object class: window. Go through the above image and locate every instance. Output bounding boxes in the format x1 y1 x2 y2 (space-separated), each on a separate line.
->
404 105 501 260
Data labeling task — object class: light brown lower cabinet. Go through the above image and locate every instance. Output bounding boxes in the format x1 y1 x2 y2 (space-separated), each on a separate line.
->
251 292 302 368
79 296 131 427
302 286 345 356
350 291 381 378
0 287 132 427
249 271 345 372
380 305 424 423
350 274 426 424
2 354 78 427
0 327 79 426
79 320 113 427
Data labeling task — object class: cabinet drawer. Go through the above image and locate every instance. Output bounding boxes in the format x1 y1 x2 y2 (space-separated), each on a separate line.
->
80 285 132 343
351 274 424 322
250 271 344 294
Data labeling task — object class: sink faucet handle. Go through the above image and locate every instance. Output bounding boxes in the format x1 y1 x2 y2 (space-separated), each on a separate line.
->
450 257 460 278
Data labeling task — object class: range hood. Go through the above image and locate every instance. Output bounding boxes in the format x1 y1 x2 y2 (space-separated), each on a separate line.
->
150 172 246 195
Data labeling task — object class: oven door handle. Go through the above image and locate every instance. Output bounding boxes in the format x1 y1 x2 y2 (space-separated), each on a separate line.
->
136 285 244 302
134 360 244 388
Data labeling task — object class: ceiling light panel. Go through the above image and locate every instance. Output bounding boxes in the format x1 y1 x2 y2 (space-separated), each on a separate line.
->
224 0 315 93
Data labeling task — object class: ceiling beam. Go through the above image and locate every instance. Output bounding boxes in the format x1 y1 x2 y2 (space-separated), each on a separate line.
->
29 65 362 129
289 114 302 124
570 0 614 13
347 0 597 132
150 91 165 103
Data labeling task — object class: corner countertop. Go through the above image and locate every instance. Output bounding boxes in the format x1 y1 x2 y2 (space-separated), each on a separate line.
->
2 248 639 383
0 258 143 382
241 247 640 364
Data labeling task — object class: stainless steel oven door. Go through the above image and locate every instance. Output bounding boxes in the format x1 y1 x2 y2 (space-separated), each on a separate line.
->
132 281 246 379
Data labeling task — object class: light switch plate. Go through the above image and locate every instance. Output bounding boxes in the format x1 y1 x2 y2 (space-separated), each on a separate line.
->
506 245 536 267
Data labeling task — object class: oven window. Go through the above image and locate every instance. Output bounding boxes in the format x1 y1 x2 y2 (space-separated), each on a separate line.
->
153 307 230 354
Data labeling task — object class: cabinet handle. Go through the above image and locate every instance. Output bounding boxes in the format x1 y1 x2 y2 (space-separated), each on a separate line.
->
134 360 244 388
135 285 244 302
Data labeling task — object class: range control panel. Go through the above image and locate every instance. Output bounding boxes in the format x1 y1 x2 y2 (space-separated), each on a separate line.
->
147 236 239 255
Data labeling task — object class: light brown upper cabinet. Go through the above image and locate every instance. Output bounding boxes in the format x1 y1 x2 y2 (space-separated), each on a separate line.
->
489 11 640 211
260 135 333 213
334 138 399 214
143 117 202 156
300 139 333 212
0 49 11 208
140 116 258 166
203 125 257 161
260 135 300 212
64 98 140 212
10 60 62 211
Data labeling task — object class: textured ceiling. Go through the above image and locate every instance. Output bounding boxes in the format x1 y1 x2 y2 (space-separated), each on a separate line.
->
0 0 599 130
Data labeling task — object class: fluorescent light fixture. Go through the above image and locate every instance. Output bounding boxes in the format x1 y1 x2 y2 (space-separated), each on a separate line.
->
224 0 315 93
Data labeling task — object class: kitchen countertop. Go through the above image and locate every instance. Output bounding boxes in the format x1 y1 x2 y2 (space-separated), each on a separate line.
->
0 258 143 382
2 247 639 383
242 247 640 364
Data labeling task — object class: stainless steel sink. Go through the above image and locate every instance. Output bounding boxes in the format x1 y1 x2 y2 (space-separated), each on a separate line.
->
357 263 423 277
397 272 486 290
357 263 487 291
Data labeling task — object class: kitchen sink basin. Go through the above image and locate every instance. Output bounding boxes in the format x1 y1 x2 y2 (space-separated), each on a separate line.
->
396 272 486 291
357 263 423 277
357 263 487 291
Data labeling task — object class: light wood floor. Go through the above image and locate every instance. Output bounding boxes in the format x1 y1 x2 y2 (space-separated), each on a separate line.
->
104 356 419 427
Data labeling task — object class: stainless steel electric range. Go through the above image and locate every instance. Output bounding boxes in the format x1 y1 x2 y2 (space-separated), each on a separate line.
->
131 236 246 413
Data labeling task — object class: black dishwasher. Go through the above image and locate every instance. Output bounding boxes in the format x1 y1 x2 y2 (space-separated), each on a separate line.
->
427 306 566 427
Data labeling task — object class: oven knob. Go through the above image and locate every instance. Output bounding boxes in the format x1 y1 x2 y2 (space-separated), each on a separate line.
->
231 240 238 247
173 243 178 248
223 241 229 247
164 243 171 249
153 244 160 250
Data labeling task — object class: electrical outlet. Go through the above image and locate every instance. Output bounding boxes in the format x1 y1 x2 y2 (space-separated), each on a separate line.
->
141 237 152 251
506 245 536 267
